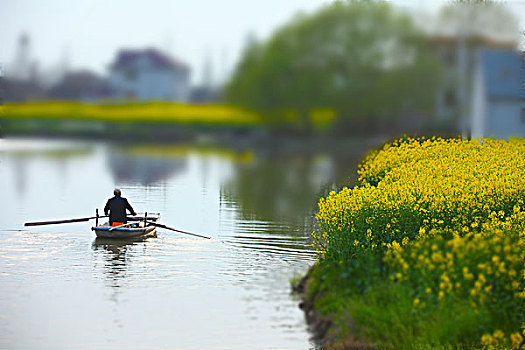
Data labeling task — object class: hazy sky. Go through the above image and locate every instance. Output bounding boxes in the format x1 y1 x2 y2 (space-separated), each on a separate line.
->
1 0 524 85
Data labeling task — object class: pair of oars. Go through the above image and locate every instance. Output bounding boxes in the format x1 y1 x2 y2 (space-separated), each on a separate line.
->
24 215 211 239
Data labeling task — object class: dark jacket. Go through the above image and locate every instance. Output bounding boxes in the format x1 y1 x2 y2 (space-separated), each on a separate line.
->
104 196 136 224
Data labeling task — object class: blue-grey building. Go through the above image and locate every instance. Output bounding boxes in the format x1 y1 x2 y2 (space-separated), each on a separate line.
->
108 48 191 102
470 49 525 139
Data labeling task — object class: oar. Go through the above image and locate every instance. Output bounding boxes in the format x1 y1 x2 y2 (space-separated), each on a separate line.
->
25 215 109 227
109 222 135 231
146 221 211 239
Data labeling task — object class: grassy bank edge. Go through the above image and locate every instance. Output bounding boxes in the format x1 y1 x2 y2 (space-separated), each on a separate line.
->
292 137 525 349
292 262 514 350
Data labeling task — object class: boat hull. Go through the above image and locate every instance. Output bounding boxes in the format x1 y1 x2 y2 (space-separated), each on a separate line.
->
91 225 157 239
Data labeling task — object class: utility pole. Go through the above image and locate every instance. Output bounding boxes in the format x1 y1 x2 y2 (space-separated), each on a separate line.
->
458 24 469 139
12 33 31 81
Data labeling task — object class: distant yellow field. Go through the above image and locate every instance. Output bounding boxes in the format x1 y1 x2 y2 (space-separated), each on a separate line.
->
1 101 262 126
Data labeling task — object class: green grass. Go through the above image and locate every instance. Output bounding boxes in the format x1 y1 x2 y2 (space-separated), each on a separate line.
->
307 278 510 349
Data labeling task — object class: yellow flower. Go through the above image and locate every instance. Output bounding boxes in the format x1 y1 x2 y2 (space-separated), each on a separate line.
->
510 332 522 348
481 333 493 347
492 330 505 339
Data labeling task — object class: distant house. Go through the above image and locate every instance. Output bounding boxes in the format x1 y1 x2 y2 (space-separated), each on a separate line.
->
470 49 525 139
190 85 221 103
430 35 516 132
0 77 47 102
108 48 190 101
49 70 112 100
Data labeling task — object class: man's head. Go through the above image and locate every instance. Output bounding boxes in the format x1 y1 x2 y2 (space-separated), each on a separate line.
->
114 188 122 197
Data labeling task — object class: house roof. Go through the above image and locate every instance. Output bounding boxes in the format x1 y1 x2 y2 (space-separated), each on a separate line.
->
479 48 525 99
110 48 190 72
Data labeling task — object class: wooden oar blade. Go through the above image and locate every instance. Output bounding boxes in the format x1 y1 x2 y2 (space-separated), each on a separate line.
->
146 221 211 239
25 217 90 226
24 215 108 227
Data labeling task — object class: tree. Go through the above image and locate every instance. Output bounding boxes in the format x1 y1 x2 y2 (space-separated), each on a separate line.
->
225 0 441 133
439 0 519 45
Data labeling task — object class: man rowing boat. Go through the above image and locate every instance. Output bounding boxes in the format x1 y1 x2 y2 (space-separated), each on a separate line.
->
104 189 137 227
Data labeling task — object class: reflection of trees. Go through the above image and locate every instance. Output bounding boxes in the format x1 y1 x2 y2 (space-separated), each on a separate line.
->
106 148 187 186
222 143 371 230
223 154 326 225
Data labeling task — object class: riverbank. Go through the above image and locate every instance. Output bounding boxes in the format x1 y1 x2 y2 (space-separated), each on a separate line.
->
0 101 262 139
0 101 453 142
0 101 392 156
293 267 377 350
297 137 525 349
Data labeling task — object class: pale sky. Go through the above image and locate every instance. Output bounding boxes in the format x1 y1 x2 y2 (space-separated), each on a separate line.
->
1 0 524 85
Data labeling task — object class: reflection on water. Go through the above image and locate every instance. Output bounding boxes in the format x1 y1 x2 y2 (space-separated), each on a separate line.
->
0 136 380 349
91 237 158 306
107 148 187 186
0 139 93 197
92 237 154 286
223 140 371 239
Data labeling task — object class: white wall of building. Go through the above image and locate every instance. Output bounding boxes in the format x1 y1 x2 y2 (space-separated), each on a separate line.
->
109 55 190 101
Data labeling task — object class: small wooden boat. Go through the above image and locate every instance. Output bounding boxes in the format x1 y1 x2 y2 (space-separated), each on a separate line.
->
25 210 210 239
91 213 160 239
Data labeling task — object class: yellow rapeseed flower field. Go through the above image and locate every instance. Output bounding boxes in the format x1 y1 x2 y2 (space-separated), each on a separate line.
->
1 101 262 126
313 136 525 348
315 137 525 255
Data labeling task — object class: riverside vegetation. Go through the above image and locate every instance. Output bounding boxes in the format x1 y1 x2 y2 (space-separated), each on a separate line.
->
0 102 344 137
0 101 262 137
302 137 524 349
0 101 261 125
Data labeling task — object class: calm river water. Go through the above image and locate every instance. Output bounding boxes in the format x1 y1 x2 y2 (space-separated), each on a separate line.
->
0 136 378 349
